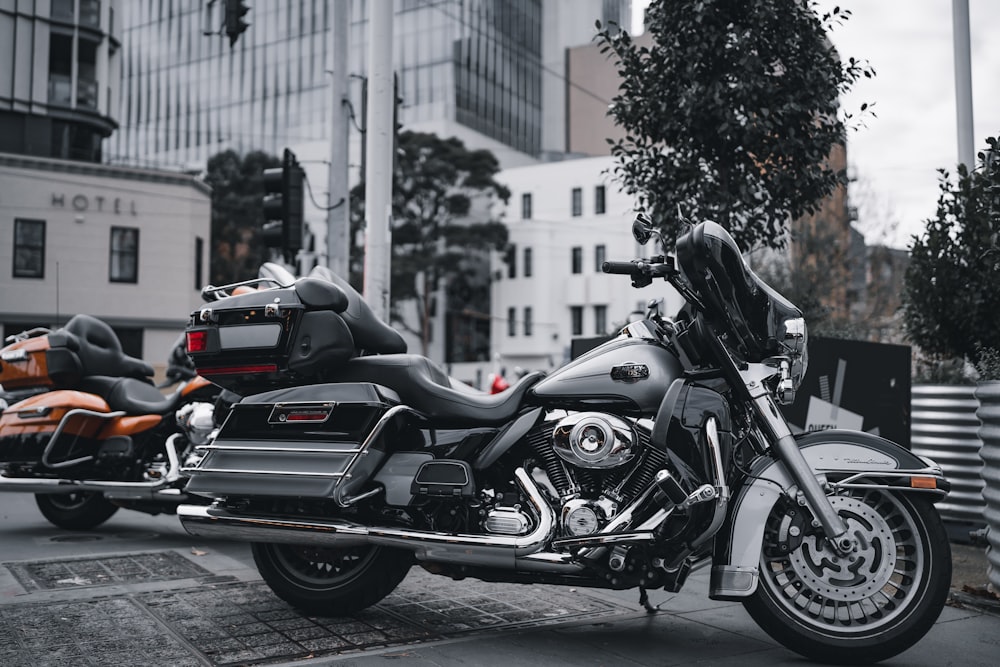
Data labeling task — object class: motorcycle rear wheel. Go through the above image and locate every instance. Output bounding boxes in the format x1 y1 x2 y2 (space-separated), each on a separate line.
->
252 542 412 616
35 492 119 530
743 489 950 665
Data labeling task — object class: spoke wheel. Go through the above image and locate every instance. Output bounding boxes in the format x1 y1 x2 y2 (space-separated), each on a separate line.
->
252 542 412 616
35 492 119 530
743 489 950 665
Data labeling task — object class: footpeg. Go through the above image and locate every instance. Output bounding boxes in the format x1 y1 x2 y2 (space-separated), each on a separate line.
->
684 484 717 507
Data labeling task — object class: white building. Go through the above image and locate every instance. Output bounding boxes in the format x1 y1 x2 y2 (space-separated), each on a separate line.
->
490 156 683 374
0 153 211 375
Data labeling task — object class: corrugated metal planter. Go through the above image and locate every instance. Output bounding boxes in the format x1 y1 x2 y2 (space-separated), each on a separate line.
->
975 382 1000 592
911 384 984 523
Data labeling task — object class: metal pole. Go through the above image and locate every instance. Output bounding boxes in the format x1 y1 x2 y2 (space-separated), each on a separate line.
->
362 1 394 321
327 0 351 277
952 0 975 170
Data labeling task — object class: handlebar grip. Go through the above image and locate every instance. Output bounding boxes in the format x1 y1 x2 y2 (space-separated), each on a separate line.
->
602 261 640 275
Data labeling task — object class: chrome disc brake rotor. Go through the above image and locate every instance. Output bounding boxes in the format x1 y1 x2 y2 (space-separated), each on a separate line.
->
787 496 896 602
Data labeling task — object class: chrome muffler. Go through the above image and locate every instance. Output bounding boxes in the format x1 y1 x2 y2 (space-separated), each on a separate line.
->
178 467 578 571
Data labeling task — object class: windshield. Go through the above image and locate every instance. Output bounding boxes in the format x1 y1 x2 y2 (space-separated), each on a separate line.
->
675 221 802 361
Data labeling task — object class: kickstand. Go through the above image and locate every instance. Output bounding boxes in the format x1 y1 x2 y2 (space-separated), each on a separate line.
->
638 586 659 614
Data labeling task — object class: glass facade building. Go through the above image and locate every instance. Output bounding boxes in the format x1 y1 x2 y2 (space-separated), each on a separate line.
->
110 0 628 170
0 0 121 163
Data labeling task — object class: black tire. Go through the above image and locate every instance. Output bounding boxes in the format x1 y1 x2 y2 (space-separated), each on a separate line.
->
35 492 119 530
743 490 951 665
251 542 413 616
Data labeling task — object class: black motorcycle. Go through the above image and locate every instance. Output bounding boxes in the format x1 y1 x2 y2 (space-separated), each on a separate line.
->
178 219 951 664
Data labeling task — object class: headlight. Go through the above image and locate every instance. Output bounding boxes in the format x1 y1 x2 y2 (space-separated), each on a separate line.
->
782 317 808 390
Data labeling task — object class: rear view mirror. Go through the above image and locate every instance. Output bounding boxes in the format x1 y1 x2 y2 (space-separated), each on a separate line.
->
632 215 654 245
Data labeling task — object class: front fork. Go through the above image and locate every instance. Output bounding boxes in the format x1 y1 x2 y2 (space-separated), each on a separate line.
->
747 385 855 556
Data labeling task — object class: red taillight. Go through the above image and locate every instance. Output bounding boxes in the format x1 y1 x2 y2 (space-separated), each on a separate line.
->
201 363 278 375
268 402 335 425
186 330 209 353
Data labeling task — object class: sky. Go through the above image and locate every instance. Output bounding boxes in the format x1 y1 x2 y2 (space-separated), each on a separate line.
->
632 0 1000 248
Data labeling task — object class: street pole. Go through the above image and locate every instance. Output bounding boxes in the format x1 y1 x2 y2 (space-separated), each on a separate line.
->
952 0 974 170
362 2 394 321
326 0 351 278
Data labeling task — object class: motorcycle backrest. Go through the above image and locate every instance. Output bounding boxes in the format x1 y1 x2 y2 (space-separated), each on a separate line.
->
308 266 407 354
63 314 155 381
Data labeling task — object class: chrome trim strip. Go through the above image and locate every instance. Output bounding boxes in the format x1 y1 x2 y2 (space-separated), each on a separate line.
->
192 445 363 455
184 467 347 478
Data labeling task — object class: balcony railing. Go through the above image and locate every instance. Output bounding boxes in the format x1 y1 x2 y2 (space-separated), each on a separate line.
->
48 74 73 106
77 78 98 109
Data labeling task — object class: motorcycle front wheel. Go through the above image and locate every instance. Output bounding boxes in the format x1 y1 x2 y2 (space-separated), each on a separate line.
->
251 542 413 616
35 492 119 530
743 489 951 665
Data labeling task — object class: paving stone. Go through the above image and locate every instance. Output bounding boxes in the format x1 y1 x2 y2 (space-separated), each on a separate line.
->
1 555 634 666
3 551 210 591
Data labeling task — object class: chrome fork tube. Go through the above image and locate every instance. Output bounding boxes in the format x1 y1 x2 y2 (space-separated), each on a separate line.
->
752 392 852 553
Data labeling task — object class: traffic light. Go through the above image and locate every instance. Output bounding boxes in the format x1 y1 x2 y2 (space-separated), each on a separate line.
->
224 0 250 47
261 149 305 257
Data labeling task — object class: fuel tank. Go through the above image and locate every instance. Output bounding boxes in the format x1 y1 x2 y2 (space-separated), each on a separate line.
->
529 336 682 414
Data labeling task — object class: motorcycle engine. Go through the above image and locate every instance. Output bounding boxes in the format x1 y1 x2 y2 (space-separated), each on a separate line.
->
176 402 217 446
503 413 667 538
551 412 638 469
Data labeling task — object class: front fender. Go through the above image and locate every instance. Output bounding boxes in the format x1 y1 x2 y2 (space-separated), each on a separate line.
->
709 430 949 601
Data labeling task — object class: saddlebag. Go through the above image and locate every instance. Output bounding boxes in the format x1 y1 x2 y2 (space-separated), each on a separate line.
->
185 278 355 393
182 382 403 500
0 390 112 465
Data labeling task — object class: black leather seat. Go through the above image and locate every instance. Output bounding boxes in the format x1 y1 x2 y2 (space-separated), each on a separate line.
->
333 354 543 426
79 376 187 416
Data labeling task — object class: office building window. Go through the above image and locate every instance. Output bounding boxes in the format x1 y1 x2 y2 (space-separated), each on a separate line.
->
13 219 46 278
524 247 533 277
524 307 533 336
506 244 517 278
110 226 139 283
195 236 204 290
595 244 606 272
594 305 607 335
571 247 582 274
595 185 606 215
570 306 583 336
571 187 582 217
508 307 517 337
522 192 533 220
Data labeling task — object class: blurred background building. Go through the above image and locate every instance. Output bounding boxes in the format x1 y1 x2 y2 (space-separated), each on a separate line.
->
1 0 121 162
109 0 633 171
0 0 209 368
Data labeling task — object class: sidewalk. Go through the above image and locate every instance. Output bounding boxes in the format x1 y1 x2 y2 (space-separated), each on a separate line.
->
2 501 998 667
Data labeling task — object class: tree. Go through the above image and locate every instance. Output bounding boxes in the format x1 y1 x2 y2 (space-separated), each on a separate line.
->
595 0 873 251
203 149 281 285
902 136 1000 368
350 131 510 355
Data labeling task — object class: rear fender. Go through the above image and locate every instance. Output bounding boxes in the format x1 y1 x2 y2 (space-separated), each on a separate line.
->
709 429 949 600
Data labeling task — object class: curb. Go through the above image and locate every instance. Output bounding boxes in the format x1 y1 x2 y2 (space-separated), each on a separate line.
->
948 586 1000 616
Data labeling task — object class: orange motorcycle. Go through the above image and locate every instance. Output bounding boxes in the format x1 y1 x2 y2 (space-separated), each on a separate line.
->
0 314 221 529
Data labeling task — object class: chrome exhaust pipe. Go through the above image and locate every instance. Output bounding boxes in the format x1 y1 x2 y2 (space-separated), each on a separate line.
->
179 467 565 570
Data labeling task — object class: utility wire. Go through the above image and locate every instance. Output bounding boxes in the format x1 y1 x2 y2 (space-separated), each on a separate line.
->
303 171 345 211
